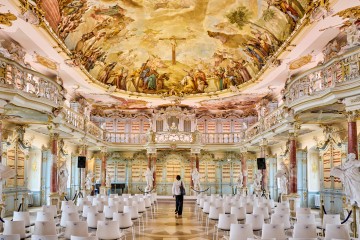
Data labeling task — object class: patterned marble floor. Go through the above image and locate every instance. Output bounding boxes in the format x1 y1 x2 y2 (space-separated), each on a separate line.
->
133 199 215 240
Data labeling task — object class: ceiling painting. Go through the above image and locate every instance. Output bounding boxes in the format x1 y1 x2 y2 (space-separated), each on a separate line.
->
41 0 309 96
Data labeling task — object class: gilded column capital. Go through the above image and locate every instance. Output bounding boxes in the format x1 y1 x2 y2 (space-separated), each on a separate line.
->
100 146 107 153
259 138 268 147
346 110 359 122
239 146 248 153
50 132 59 140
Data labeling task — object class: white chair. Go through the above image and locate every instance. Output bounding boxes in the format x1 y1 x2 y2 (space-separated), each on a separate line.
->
31 235 57 240
206 206 223 235
42 205 57 218
61 201 75 211
62 205 78 213
230 206 246 222
245 214 264 231
93 200 105 213
36 212 54 222
245 202 253 214
33 221 57 236
324 224 350 240
13 212 32 227
0 234 20 240
86 212 105 229
296 207 311 215
253 206 270 220
278 201 290 208
117 202 125 214
64 221 89 239
321 214 341 229
60 212 80 227
82 205 97 218
215 214 237 240
123 205 143 233
108 198 119 207
270 213 291 229
228 223 254 240
96 221 123 240
296 214 316 224
3 220 28 239
289 238 318 240
261 223 286 240
70 236 98 240
292 223 317 239
274 207 290 215
103 205 118 219
113 212 135 240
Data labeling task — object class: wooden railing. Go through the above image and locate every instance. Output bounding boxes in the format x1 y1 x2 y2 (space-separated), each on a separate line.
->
285 48 360 105
0 56 64 106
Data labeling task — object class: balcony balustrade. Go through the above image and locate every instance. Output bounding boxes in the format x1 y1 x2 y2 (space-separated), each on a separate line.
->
0 56 64 106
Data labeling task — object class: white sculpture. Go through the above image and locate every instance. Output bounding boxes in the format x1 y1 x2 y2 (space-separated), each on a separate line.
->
330 153 360 204
275 161 289 195
252 170 262 192
144 167 154 191
0 162 16 203
192 168 201 190
346 19 360 49
85 172 94 191
58 161 69 195
105 173 112 188
237 171 243 189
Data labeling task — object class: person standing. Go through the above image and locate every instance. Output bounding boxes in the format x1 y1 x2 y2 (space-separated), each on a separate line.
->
172 175 185 216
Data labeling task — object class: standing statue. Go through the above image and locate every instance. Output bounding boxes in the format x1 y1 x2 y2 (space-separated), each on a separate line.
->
330 153 360 204
85 172 94 191
237 171 243 189
0 162 16 203
275 161 289 195
105 173 112 188
144 167 154 191
58 161 69 195
192 168 201 191
252 170 262 193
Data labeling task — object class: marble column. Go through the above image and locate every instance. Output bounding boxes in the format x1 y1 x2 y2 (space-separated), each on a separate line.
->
50 133 59 193
0 120 2 163
289 132 297 194
190 154 195 187
152 154 157 187
100 147 107 187
347 111 358 159
195 153 199 171
80 145 87 193
148 153 152 169
259 139 267 190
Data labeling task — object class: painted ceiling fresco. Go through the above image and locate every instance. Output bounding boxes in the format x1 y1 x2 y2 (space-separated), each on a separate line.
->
44 0 309 95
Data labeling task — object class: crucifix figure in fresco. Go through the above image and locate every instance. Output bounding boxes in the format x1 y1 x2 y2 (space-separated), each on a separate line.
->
159 36 186 65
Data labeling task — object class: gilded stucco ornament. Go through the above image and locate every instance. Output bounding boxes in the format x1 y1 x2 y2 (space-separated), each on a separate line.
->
0 12 17 26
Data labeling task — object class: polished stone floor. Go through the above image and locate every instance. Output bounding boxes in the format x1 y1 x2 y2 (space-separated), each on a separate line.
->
135 199 214 240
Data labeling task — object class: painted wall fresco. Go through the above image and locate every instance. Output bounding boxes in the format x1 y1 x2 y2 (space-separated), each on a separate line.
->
43 0 309 95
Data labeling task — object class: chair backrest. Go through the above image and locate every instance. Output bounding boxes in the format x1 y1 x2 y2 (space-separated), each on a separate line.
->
42 205 57 217
245 214 264 231
278 201 290 208
296 214 316 224
208 206 223 220
103 205 118 218
36 212 54 222
86 212 105 228
324 224 350 240
3 220 26 239
61 201 74 211
61 212 80 227
230 206 246 221
292 223 317 238
203 202 211 213
137 200 146 212
31 235 58 240
288 238 318 240
262 223 286 240
229 224 253 240
82 205 97 218
34 221 57 236
64 221 89 239
113 212 133 229
245 202 253 214
0 234 20 240
123 205 139 219
62 205 78 213
296 207 311 215
322 214 341 228
13 212 31 227
270 213 291 229
253 206 269 219
70 236 98 240
117 202 125 213
96 221 122 239
218 214 237 231
274 207 290 215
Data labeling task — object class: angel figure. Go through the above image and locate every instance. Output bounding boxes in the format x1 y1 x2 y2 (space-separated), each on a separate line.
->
330 153 360 204
85 172 94 191
0 162 16 203
58 161 69 195
252 170 262 192
105 173 112 188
